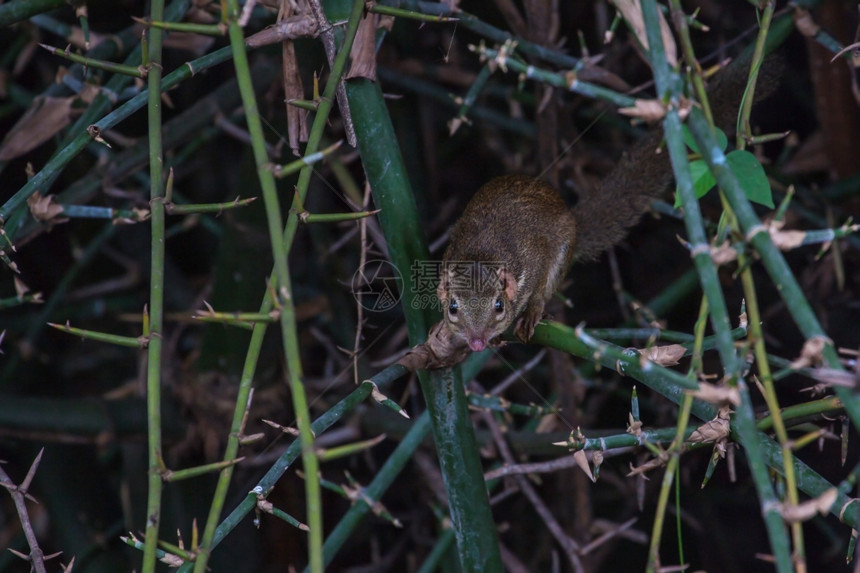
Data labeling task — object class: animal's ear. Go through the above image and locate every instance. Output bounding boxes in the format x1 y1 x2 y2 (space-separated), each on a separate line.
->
498 268 518 302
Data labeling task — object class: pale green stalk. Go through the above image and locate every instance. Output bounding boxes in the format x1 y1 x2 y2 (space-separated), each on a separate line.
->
142 0 166 569
640 1 793 570
193 3 366 570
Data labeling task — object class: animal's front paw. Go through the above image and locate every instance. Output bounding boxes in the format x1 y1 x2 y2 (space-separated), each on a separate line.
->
514 306 543 343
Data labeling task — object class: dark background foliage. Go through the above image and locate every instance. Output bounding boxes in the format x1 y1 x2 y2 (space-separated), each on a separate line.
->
0 0 859 571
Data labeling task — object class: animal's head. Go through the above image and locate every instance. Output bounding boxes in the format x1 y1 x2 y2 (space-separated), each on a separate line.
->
436 261 518 352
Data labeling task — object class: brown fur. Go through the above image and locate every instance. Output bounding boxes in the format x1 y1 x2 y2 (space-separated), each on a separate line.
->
437 55 783 348
439 175 577 350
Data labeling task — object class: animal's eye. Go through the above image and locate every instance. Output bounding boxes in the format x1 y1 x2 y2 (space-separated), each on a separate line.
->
494 298 503 313
448 300 459 316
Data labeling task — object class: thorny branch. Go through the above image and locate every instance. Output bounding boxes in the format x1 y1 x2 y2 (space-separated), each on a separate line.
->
0 448 51 573
306 0 357 146
481 412 586 573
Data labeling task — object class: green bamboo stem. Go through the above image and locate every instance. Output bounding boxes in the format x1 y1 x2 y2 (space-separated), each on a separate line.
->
645 394 693 573
467 393 555 418
164 197 257 214
738 245 807 564
20 60 275 244
223 12 321 570
155 539 195 562
0 0 68 27
192 311 268 569
57 204 148 220
799 224 860 244
194 310 279 323
403 1 582 70
567 325 713 418
197 1 368 571
317 474 401 525
47 322 147 347
134 17 227 36
736 1 775 149
174 382 375 573
472 44 637 108
313 412 432 570
3 2 191 236
561 425 697 452
160 458 245 482
345 74 504 571
315 434 387 461
756 397 843 431
299 210 380 223
38 43 148 77
755 431 858 529
121 535 175 565
287 99 318 112
367 3 457 22
451 63 492 133
667 0 713 125
686 112 860 431
192 6 366 568
284 0 366 255
264 505 308 530
376 66 536 137
640 3 793 570
142 0 167 569
1 42 232 234
272 140 342 178
0 293 43 309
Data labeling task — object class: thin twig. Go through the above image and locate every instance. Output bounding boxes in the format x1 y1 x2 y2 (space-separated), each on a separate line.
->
0 449 48 573
481 412 585 573
306 0 357 146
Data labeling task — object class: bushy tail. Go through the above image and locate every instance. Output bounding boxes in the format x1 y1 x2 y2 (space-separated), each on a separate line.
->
572 54 783 262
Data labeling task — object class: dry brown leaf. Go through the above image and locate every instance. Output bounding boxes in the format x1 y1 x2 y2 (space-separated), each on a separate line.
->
277 1 308 155
573 449 595 482
805 368 858 389
777 488 837 523
710 241 739 265
78 83 101 105
609 0 678 67
282 43 307 154
246 16 318 49
793 7 821 38
638 343 685 366
685 382 741 406
27 192 67 225
0 95 75 161
619 98 667 122
688 409 732 444
345 13 378 81
396 321 472 371
790 335 831 369
769 227 807 250
627 413 643 436
627 449 670 476
687 422 729 444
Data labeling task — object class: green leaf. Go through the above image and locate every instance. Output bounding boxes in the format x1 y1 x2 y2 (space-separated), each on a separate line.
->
674 159 717 207
682 125 728 154
726 149 774 208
